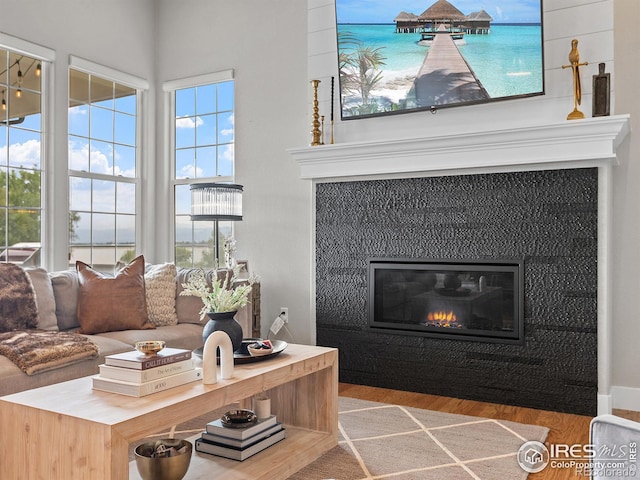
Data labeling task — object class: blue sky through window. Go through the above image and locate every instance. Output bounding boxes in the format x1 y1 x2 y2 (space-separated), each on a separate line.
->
175 80 234 180
174 80 235 267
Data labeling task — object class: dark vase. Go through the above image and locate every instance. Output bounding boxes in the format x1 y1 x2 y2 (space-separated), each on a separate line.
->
203 311 243 353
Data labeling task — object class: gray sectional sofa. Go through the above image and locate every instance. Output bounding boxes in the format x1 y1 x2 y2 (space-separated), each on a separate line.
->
0 262 250 397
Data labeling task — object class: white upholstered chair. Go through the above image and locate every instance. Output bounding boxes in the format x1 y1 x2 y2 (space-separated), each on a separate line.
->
589 414 640 480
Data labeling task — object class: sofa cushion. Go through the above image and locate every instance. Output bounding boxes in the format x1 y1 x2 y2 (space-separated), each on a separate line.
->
50 270 80 330
145 263 179 327
77 255 155 334
97 323 205 351
25 267 58 331
0 263 39 332
176 268 208 324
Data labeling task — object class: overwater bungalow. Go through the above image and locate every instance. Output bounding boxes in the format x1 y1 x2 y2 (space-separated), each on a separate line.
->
394 11 421 33
464 10 493 34
418 0 466 33
394 0 492 35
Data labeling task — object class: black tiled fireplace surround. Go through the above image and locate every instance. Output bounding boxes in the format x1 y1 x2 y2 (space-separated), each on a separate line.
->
316 168 597 415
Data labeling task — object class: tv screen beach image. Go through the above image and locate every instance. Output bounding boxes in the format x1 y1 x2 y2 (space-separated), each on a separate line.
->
336 0 543 119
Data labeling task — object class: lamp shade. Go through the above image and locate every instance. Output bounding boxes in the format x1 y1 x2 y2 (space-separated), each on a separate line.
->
190 183 243 221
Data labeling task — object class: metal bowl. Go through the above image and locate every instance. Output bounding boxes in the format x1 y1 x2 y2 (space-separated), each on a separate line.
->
220 409 258 428
135 340 166 355
134 439 192 480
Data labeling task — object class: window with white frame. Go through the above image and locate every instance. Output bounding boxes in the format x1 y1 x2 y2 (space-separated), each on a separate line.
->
68 64 141 272
169 72 235 268
0 47 45 266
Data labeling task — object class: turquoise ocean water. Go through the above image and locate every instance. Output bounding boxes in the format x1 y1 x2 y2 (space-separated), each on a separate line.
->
337 24 543 99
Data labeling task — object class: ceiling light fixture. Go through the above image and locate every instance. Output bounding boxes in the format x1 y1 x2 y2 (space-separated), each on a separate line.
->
36 63 41 77
16 60 23 98
1 90 6 111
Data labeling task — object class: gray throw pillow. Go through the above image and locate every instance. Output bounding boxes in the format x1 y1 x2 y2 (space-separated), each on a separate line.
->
49 269 80 330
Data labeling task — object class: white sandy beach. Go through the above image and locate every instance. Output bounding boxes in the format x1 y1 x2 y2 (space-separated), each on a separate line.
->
371 68 417 104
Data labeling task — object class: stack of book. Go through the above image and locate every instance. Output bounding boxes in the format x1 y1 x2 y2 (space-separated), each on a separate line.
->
195 415 286 461
91 347 202 397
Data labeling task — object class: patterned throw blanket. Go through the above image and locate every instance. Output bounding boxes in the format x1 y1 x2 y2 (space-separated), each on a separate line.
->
0 330 99 375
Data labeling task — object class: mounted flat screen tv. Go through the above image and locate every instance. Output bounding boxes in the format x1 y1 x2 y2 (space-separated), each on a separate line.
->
335 0 544 119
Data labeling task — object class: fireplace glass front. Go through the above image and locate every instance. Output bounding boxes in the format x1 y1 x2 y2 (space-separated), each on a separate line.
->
368 259 524 344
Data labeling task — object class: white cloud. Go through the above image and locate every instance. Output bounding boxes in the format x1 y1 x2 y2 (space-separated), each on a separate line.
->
0 139 41 168
178 163 203 179
112 149 136 178
176 116 204 129
221 113 234 138
69 140 112 174
68 140 89 171
68 140 134 177
69 105 88 117
220 143 234 164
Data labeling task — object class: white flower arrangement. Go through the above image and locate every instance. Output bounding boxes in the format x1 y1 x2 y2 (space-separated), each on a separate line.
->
180 266 258 320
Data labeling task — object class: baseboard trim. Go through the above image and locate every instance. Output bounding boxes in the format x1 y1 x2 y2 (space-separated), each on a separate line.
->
611 386 640 412
598 394 613 415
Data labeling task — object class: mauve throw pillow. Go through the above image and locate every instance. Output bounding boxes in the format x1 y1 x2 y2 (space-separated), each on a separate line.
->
76 255 155 334
0 263 39 332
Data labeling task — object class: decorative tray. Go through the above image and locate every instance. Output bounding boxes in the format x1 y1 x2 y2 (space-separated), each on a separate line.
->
193 339 288 364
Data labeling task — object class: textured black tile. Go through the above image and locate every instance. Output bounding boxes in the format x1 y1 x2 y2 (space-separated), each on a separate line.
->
316 169 598 415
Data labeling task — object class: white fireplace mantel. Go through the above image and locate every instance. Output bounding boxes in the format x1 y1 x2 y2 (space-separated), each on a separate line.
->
289 115 630 180
292 113 631 416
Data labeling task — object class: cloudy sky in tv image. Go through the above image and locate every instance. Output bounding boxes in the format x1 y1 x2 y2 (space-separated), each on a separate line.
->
336 0 542 24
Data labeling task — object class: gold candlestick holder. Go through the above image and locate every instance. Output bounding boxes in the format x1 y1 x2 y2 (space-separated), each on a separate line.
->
310 79 322 146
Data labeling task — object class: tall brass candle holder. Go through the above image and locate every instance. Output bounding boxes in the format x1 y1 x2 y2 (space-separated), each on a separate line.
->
310 79 322 146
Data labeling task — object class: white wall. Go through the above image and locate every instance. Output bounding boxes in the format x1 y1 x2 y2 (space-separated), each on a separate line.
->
155 0 312 343
611 0 640 409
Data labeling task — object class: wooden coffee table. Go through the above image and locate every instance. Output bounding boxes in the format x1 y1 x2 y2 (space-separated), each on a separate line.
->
0 344 338 479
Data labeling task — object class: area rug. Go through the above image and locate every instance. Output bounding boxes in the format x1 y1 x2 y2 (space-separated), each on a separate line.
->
131 397 549 480
289 397 549 480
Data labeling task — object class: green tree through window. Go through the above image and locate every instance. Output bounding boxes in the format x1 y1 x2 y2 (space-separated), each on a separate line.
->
0 48 44 264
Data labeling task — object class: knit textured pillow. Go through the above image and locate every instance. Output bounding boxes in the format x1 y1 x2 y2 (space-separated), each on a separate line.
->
144 263 179 327
0 263 39 332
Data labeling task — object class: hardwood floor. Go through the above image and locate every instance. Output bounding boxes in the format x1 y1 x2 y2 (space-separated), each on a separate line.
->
339 383 639 480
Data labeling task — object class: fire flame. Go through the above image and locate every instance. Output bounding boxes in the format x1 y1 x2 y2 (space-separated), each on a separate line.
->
425 311 460 328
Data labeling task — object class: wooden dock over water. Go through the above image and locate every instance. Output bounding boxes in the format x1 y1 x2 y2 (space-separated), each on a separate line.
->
413 25 489 107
